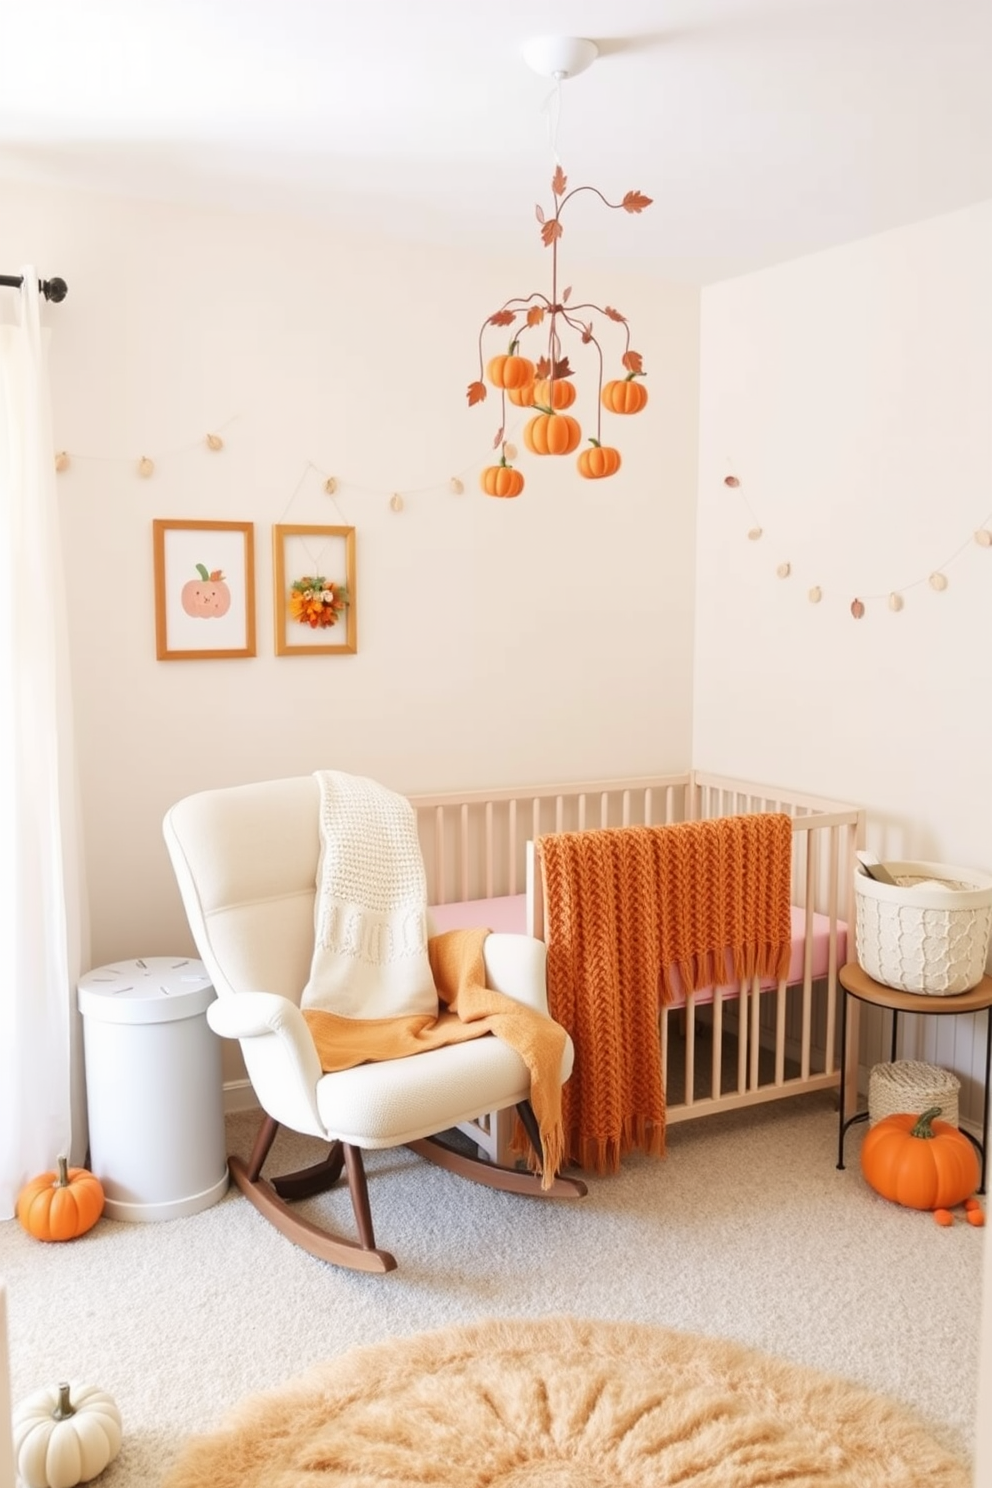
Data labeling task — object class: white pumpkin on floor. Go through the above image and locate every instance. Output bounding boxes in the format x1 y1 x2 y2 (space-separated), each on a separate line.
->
13 1380 122 1488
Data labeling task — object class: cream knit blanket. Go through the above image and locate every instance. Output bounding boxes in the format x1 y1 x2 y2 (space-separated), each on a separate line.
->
301 770 438 1021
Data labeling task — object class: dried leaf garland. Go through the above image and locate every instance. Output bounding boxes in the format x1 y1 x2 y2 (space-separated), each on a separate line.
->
808 586 822 604
137 456 154 477
747 527 763 541
776 562 791 578
888 592 904 611
850 598 865 619
488 309 516 327
724 475 740 488
540 220 564 247
389 493 404 512
975 529 992 547
622 191 653 213
929 572 948 591
324 476 337 494
54 451 70 472
526 306 546 327
449 477 464 495
206 433 224 450
503 443 518 461
552 166 567 197
466 380 487 407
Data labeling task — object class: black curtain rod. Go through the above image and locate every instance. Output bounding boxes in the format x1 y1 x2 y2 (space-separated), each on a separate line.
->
0 274 68 302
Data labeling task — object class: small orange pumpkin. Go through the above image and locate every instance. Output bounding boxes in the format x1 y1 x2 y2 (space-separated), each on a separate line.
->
487 344 536 391
17 1155 105 1241
860 1106 979 1211
533 377 577 410
507 383 535 407
577 440 622 479
523 412 582 456
601 375 648 414
480 460 525 499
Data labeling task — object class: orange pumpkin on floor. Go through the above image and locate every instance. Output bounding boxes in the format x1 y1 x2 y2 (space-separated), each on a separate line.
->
480 461 525 499
601 375 648 414
17 1155 105 1241
523 412 582 456
577 441 622 479
860 1106 979 1211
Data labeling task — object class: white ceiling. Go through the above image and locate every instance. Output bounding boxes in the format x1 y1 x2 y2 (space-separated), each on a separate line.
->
2 0 991 283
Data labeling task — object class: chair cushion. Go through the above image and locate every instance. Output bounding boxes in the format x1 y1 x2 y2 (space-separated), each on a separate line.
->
315 1038 536 1146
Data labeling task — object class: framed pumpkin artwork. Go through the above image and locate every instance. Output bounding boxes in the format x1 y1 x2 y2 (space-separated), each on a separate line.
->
272 524 357 656
152 519 256 660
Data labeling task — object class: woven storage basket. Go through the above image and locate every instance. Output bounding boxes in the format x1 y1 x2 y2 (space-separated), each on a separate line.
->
854 859 992 995
868 1060 960 1128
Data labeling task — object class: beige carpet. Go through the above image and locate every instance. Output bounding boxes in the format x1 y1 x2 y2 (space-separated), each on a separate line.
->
160 1314 969 1488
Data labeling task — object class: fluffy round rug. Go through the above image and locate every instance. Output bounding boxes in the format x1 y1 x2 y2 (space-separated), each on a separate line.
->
161 1315 968 1487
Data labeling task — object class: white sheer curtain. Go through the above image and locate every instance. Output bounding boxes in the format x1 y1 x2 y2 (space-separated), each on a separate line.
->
0 267 88 1219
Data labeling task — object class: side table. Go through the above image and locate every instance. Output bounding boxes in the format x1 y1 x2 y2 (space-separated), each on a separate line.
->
836 961 992 1194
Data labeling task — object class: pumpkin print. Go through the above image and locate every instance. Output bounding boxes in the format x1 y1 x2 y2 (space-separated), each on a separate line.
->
533 377 577 410
523 412 582 456
480 462 525 499
17 1156 104 1242
601 376 648 414
577 441 622 479
507 383 535 407
181 563 231 618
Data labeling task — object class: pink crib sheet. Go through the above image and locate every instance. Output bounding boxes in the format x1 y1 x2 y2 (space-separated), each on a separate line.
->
429 897 846 1005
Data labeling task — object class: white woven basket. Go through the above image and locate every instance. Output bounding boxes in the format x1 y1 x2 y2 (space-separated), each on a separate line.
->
868 1060 960 1127
854 859 992 995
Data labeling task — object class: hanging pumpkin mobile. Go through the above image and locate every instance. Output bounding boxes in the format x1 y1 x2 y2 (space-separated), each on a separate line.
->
468 165 651 495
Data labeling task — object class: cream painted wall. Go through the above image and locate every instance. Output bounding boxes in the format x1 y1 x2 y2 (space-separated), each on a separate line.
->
4 176 698 984
695 201 992 1481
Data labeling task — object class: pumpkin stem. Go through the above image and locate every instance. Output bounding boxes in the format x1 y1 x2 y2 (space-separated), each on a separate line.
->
52 1382 76 1421
910 1106 943 1139
587 438 602 448
55 1155 69 1188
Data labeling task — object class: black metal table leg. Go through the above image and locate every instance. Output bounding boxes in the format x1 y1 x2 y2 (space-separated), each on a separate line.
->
836 984 848 1169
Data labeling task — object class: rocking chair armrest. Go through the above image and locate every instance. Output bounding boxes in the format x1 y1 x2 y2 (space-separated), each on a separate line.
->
481 933 550 1018
206 992 326 1138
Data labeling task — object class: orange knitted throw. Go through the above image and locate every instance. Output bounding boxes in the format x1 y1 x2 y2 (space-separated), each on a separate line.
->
537 812 794 1174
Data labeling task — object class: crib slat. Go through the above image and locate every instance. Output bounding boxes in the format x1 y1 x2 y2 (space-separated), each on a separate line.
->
711 988 724 1100
737 983 748 1093
775 982 787 1084
684 993 696 1105
749 976 761 1090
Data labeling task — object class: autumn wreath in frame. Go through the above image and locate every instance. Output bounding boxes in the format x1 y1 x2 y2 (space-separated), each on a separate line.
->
272 524 357 656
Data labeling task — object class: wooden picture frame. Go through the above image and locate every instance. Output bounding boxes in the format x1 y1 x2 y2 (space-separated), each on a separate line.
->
153 519 256 660
272 524 357 656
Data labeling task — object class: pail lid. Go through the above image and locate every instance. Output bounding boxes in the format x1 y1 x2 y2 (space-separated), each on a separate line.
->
78 958 215 1024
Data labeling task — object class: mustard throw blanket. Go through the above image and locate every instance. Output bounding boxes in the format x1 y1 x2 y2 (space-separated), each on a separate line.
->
538 812 794 1175
302 927 566 1187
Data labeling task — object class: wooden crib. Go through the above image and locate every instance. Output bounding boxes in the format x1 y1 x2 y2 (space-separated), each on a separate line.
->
411 770 865 1165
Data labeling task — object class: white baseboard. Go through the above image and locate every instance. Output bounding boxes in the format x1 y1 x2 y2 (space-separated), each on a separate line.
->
223 1079 259 1115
